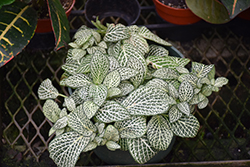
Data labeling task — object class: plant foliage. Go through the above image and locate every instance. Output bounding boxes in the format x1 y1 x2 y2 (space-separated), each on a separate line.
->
38 19 228 166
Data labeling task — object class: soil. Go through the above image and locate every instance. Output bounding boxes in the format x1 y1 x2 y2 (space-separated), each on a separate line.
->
159 0 188 9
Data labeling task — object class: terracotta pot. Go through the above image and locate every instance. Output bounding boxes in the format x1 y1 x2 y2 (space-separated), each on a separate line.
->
152 0 201 25
238 8 250 20
35 0 75 33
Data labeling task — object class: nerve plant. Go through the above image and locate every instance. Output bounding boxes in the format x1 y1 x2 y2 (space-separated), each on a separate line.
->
38 19 228 166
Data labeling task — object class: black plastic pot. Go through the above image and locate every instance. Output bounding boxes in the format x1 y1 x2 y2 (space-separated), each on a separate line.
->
94 136 176 165
84 0 141 26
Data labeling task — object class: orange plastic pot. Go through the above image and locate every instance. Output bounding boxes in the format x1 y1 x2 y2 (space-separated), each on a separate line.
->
152 0 201 25
35 0 75 33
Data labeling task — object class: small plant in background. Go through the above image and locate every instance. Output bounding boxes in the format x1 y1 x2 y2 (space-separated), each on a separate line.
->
38 19 228 167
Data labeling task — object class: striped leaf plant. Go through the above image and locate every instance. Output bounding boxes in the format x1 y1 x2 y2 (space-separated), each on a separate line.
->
38 19 228 167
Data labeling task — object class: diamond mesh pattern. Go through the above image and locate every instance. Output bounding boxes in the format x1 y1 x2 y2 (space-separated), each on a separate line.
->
1 0 250 165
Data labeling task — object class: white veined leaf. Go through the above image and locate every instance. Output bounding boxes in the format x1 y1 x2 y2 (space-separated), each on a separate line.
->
116 67 139 81
117 43 134 66
170 114 200 138
177 102 190 116
106 141 121 151
73 25 89 38
138 26 171 46
96 101 130 123
189 93 206 105
51 116 68 130
49 127 56 136
95 122 105 135
199 77 211 85
103 70 121 89
73 29 92 47
192 62 214 78
42 99 61 123
145 44 169 58
38 79 59 100
83 142 97 152
69 88 85 105
118 138 129 151
90 51 110 85
168 105 183 123
118 81 134 96
178 81 194 102
207 65 216 80
70 48 87 60
147 56 190 69
107 87 122 98
214 77 228 87
107 56 121 72
147 115 173 150
60 108 68 118
168 83 179 100
76 54 92 74
122 86 170 116
68 104 97 136
103 125 120 142
97 41 107 49
104 23 130 42
114 116 147 139
68 42 79 48
91 30 101 43
78 84 90 101
108 41 121 58
178 73 198 87
152 68 179 80
201 85 213 96
89 84 107 106
64 74 91 88
127 136 157 164
125 34 149 54
83 101 99 119
198 97 209 109
87 46 106 55
176 67 189 74
61 59 79 75
127 56 146 88
55 128 65 136
128 25 139 34
64 97 76 112
145 78 168 92
212 86 219 92
49 131 90 167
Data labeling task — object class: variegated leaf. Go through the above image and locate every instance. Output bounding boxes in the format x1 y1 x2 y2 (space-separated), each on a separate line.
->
73 29 92 47
51 116 68 130
168 105 183 123
201 85 213 96
55 129 65 136
64 74 91 88
145 44 169 58
108 41 121 58
64 97 76 112
69 48 86 60
97 41 107 49
152 68 179 80
177 102 190 116
73 25 89 38
147 56 190 69
103 125 119 142
198 97 209 109
114 116 146 139
146 78 168 92
103 70 121 89
192 62 214 78
116 67 139 81
42 99 61 123
170 115 200 138
178 81 194 102
83 142 97 152
107 87 122 98
67 104 97 136
78 85 90 101
89 84 107 106
104 23 130 42
83 101 99 119
61 59 79 75
87 46 106 55
117 43 134 66
168 83 179 100
189 93 206 105
176 67 189 74
147 115 173 150
178 73 198 87
128 25 139 33
49 131 90 167
122 86 170 116
90 51 109 85
96 101 130 123
107 56 121 71
38 79 59 100
214 77 228 87
118 81 134 96
91 30 101 43
207 65 215 80
138 26 171 46
106 141 121 151
69 88 85 105
95 122 105 135
125 34 149 54
118 138 129 151
60 108 68 118
76 54 92 74
127 136 157 164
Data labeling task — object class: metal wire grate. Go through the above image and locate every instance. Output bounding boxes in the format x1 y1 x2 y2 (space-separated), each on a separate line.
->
1 0 250 166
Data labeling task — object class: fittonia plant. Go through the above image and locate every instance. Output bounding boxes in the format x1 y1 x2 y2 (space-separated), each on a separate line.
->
38 19 228 166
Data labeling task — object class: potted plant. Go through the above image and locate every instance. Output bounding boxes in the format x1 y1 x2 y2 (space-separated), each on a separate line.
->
38 19 228 166
0 0 75 68
152 0 201 25
185 0 250 24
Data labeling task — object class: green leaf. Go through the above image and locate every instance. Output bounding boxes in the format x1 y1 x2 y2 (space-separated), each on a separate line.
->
176 67 189 74
168 105 183 123
170 115 200 138
127 136 157 164
64 97 76 112
103 70 121 89
0 0 15 8
83 142 97 152
147 115 173 150
51 116 68 130
122 86 170 116
107 87 122 98
146 78 168 92
68 104 97 136
89 84 107 106
104 23 130 42
114 116 147 139
42 99 61 123
116 67 139 81
106 141 121 151
90 51 109 85
38 79 59 100
49 131 90 167
147 56 190 69
186 0 230 24
189 93 206 105
103 125 119 142
138 26 171 46
177 102 190 116
192 62 214 78
145 44 169 58
178 81 194 102
152 68 179 80
96 101 130 123
214 77 228 87
0 1 37 67
64 74 91 88
47 0 70 49
198 97 209 109
68 48 87 60
83 101 99 119
201 85 213 96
